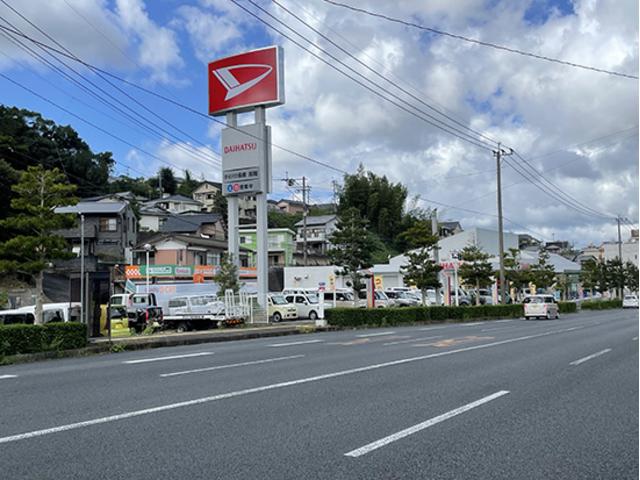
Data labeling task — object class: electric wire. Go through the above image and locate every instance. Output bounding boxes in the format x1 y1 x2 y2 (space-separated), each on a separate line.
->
230 0 495 151
271 0 499 146
0 22 348 175
322 0 639 80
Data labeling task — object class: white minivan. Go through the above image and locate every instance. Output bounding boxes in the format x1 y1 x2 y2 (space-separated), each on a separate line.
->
523 295 559 320
284 293 321 320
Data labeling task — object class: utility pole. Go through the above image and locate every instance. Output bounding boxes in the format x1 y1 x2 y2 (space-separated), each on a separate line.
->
431 208 441 306
617 215 623 298
158 168 163 197
302 176 308 266
493 143 513 304
280 175 311 266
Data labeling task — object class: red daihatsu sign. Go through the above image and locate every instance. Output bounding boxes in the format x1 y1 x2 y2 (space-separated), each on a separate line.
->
208 46 284 116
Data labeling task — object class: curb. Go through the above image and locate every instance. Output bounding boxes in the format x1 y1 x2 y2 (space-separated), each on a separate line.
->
2 325 337 365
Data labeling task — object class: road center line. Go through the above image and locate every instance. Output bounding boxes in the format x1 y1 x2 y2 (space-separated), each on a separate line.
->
160 355 304 377
268 339 323 347
123 352 214 364
418 326 449 331
0 325 582 445
355 331 396 338
460 322 485 327
570 349 612 366
0 374 18 379
494 319 514 323
344 390 510 457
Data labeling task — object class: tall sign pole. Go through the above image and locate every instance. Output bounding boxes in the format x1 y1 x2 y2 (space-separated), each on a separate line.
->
209 46 284 309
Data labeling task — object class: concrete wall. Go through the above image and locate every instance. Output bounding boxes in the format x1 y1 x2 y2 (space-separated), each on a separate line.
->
284 266 349 290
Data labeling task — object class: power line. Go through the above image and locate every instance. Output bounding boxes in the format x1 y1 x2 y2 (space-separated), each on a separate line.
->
0 23 349 175
0 4 221 169
322 0 639 80
510 150 615 219
230 0 495 151
270 0 499 146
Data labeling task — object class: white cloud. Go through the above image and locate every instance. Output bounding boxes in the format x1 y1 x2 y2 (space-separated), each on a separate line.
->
114 0 183 83
249 0 638 245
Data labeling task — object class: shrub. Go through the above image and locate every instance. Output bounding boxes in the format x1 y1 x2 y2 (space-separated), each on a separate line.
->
558 302 577 314
0 322 86 356
581 299 623 310
326 304 525 328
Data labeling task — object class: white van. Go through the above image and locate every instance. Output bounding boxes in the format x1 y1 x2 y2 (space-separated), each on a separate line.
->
0 303 81 325
523 295 559 320
322 289 356 308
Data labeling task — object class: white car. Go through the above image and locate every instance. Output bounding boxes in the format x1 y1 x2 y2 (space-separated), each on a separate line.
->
623 294 639 308
523 295 559 320
284 293 321 320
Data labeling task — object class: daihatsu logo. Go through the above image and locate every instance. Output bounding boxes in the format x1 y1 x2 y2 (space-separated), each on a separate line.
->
212 64 273 101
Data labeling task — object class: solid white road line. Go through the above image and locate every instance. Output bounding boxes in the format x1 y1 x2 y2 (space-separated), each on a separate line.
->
418 326 449 331
0 325 582 445
383 336 442 346
268 339 324 347
344 390 510 457
0 374 18 379
570 349 612 366
123 352 214 364
355 331 396 338
160 355 304 377
494 319 514 323
633 337 638 341
460 322 485 327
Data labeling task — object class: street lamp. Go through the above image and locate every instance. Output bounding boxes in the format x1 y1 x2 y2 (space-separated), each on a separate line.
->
143 244 152 294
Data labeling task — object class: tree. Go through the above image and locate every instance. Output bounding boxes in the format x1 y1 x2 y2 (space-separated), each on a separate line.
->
328 207 375 296
458 245 493 305
338 164 408 242
624 261 638 293
177 170 200 197
502 248 530 297
399 221 441 305
212 191 228 230
268 210 302 230
605 258 625 298
158 167 177 195
0 166 77 323
529 250 556 291
0 106 113 198
580 259 608 294
213 254 240 296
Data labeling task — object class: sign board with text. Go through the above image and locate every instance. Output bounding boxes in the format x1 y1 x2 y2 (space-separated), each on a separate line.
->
208 46 284 116
221 123 271 196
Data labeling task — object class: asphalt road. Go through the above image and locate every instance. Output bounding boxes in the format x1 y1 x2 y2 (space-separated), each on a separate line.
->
0 309 637 479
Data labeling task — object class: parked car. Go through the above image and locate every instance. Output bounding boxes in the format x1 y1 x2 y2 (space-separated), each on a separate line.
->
322 289 356 308
623 294 639 308
284 293 321 320
108 293 163 333
357 290 390 308
385 290 420 307
268 294 298 322
0 302 81 325
469 288 494 305
523 295 559 319
164 295 227 332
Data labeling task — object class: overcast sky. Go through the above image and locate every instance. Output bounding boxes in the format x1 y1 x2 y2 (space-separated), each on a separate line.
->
0 0 637 248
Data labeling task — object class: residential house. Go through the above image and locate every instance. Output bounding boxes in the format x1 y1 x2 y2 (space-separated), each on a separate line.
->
139 205 171 232
238 195 257 223
239 227 295 267
142 194 203 214
518 233 542 250
294 214 337 257
55 201 137 269
192 181 222 211
274 198 306 214
439 221 463 238
159 213 225 240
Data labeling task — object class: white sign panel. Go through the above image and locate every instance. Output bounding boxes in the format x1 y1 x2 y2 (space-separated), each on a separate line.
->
221 124 271 196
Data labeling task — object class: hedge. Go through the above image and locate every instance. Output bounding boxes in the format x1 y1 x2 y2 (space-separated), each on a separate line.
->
325 304 522 328
558 302 577 314
581 299 623 310
326 302 579 328
0 322 87 356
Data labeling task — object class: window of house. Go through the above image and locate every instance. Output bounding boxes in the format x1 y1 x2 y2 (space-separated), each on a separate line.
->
207 253 220 265
99 218 117 232
240 236 247 244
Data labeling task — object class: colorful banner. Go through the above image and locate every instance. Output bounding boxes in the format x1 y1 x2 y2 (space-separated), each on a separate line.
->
125 264 257 280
